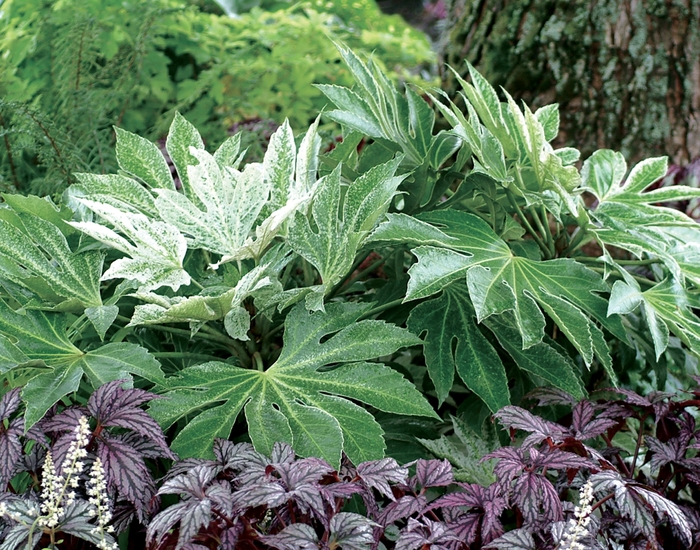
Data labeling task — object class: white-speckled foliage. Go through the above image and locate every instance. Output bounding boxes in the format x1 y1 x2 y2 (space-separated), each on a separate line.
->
2 45 700 467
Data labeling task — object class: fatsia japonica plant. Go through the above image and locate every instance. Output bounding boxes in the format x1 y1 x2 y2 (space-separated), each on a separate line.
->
1 41 700 478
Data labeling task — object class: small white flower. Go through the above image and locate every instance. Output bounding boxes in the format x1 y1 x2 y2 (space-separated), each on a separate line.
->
558 481 595 550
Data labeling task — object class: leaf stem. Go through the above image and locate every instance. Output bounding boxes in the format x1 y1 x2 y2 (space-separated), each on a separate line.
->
327 250 374 298
358 297 405 320
575 256 661 266
151 352 220 361
505 189 551 258
561 226 588 256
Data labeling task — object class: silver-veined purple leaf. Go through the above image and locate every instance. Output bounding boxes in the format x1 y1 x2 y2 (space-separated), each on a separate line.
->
415 459 453 488
260 523 320 550
483 528 536 549
98 432 157 520
377 495 427 526
356 457 408 500
329 512 379 550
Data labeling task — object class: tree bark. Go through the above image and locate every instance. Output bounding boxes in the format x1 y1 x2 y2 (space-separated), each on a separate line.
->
438 0 700 165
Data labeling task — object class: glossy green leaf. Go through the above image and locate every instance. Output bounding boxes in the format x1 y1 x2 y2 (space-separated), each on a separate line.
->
408 284 509 410
609 278 700 359
405 210 619 368
149 302 434 466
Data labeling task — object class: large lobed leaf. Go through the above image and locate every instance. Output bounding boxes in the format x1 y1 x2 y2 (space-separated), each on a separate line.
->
149 302 436 466
0 300 163 429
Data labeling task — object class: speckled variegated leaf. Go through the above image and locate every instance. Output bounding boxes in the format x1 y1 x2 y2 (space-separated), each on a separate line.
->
69 199 190 292
154 146 269 260
128 264 275 340
149 302 435 466
70 173 159 217
166 112 205 201
115 127 174 190
0 209 104 310
0 300 163 429
288 156 404 310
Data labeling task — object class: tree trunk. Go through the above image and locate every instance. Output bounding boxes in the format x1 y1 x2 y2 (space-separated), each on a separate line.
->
437 0 700 165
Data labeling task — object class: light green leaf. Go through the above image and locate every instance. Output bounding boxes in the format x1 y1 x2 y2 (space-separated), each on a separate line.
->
1 194 74 235
149 302 434 466
407 284 510 410
0 212 103 310
213 132 243 168
69 199 190 292
535 104 560 142
608 278 700 359
0 333 30 374
418 415 498 485
115 127 174 190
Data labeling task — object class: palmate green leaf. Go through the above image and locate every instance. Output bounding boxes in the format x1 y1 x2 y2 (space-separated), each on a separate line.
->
317 44 433 167
166 112 205 201
404 210 618 377
288 156 405 310
69 199 191 292
149 302 435 466
608 277 700 359
0 300 163 428
407 284 509 410
583 151 700 278
0 208 104 312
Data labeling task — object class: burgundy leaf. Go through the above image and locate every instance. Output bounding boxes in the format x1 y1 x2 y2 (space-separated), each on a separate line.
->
484 447 526 489
0 388 22 420
276 457 333 488
98 432 157 520
206 479 235 518
147 499 212 550
260 523 319 550
0 417 22 487
513 472 562 525
164 458 215 481
377 495 427 526
320 481 363 501
159 464 218 499
329 512 379 550
88 380 157 420
270 441 296 465
415 459 453 488
525 387 577 407
396 517 458 550
356 457 408 500
233 480 287 508
41 406 88 434
483 528 535 549
212 439 262 470
646 436 686 472
444 512 481 544
493 406 567 448
533 448 593 471
119 431 176 460
635 485 692 545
